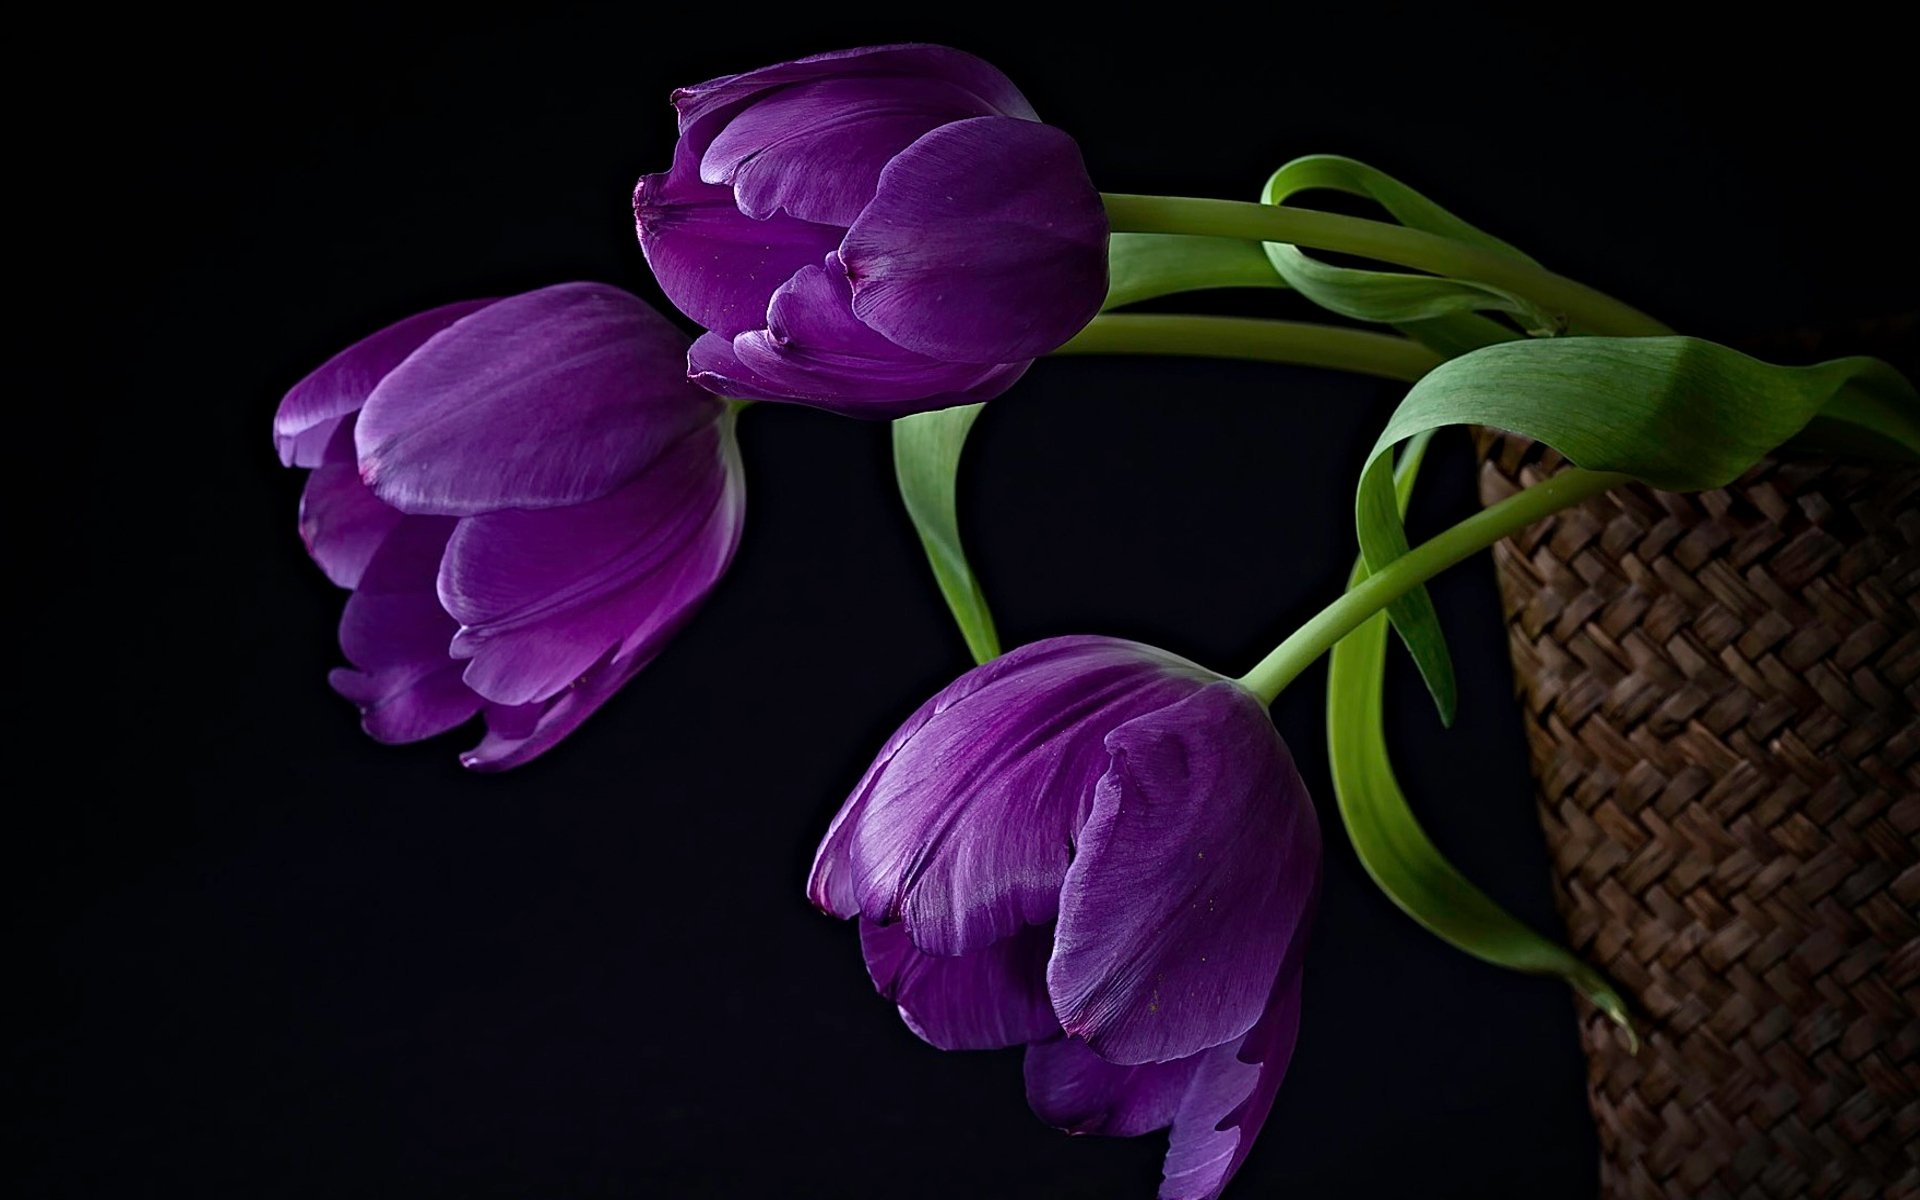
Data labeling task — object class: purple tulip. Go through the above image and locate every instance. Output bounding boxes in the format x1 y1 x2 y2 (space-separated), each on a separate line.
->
634 44 1109 418
809 636 1320 1199
273 283 744 770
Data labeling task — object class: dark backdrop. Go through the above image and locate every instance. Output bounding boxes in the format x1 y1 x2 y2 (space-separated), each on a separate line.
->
20 7 1916 1198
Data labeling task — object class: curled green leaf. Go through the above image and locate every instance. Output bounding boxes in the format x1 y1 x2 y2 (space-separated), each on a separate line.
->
1329 582 1636 1042
1365 337 1911 492
1260 155 1555 333
1328 434 1635 1044
1256 154 1563 723
1355 336 1919 732
893 404 1000 665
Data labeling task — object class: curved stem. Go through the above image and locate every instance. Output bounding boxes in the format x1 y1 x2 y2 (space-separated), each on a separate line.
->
1239 467 1628 703
1053 314 1442 383
1102 194 1671 339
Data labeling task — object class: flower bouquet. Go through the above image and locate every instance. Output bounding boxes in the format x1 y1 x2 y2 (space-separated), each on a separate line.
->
272 45 1918 1199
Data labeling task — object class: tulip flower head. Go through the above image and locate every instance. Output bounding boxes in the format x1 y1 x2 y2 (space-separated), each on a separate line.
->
274 283 744 769
809 636 1320 1199
635 44 1109 417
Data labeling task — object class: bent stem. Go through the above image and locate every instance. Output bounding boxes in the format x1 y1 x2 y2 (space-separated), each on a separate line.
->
1102 194 1671 339
1054 314 1443 382
1239 467 1628 703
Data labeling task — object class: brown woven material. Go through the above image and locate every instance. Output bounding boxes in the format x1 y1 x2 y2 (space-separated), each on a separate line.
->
1473 430 1920 1199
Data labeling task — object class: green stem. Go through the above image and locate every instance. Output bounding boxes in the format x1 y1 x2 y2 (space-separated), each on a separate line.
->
1102 194 1671 339
1053 314 1442 383
1239 467 1628 703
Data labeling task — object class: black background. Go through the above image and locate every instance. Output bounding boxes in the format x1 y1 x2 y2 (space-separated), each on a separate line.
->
21 7 1917 1198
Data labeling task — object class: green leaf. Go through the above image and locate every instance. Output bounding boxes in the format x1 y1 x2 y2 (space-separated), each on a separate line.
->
1254 156 1557 724
1362 337 1915 495
893 404 1000 665
1103 233 1288 311
1794 370 1920 459
1387 312 1520 360
1355 337 1919 727
1328 432 1635 1042
1790 412 1920 461
1260 155 1555 334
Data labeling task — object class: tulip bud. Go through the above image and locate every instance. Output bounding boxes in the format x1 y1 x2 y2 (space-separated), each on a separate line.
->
810 636 1320 1199
636 44 1108 417
274 284 744 769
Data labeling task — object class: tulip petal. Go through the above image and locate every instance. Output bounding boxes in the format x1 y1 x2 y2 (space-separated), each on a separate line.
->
327 515 481 743
273 298 494 468
330 660 477 745
642 43 1035 338
301 463 405 591
298 420 403 589
438 419 743 707
807 665 963 919
807 636 1215 957
1158 949 1309 1200
859 919 1059 1051
1024 940 1311 1200
459 647 639 772
335 516 457 671
1023 1036 1199 1138
688 258 1027 417
458 433 742 771
1050 682 1318 1065
703 76 999 226
634 146 844 340
356 283 716 516
671 44 1036 137
842 116 1107 364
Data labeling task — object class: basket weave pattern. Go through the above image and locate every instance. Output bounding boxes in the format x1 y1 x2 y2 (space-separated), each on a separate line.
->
1474 431 1920 1199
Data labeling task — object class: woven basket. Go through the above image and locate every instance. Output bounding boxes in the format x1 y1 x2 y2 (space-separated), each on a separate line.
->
1473 429 1920 1199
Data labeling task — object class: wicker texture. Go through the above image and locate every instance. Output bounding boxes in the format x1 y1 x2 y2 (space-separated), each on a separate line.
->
1474 430 1920 1200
